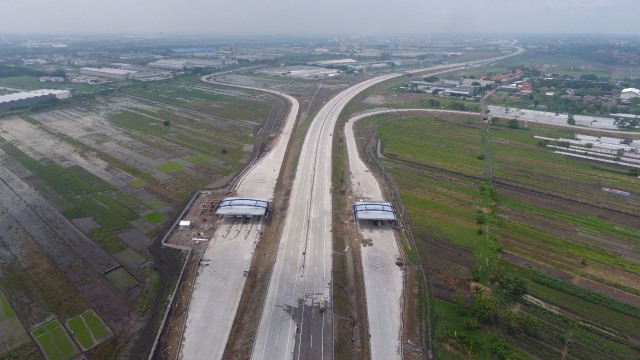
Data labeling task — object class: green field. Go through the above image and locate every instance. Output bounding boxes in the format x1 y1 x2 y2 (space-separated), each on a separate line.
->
155 161 185 173
113 248 146 269
66 310 111 350
0 70 278 359
32 320 80 360
0 291 30 353
129 76 271 121
363 113 640 359
186 154 212 164
128 178 145 187
144 212 166 224
104 267 139 292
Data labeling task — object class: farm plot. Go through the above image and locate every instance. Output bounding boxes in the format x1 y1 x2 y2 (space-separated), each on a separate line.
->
29 94 263 204
129 78 272 123
0 290 30 353
66 310 112 350
0 212 86 325
363 113 640 359
0 154 130 330
31 319 80 360
490 123 640 288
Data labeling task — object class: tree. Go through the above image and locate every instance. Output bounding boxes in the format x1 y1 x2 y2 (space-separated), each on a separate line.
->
629 168 640 177
580 74 598 81
516 313 539 336
614 118 640 129
471 289 497 324
471 81 481 86
424 75 439 83
498 276 527 299
507 119 519 129
567 113 576 125
162 120 171 127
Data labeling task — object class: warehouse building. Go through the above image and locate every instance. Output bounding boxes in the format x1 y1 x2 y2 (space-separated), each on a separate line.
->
620 88 640 103
0 89 71 112
80 67 137 80
148 58 231 71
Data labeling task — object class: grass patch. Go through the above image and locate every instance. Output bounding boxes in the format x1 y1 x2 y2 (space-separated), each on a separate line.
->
66 310 111 350
62 207 87 219
31 319 80 360
145 200 166 211
365 111 640 358
0 290 30 353
186 154 212 164
128 178 145 187
87 228 128 254
113 248 146 269
94 193 138 221
155 161 184 173
104 267 139 292
144 212 166 224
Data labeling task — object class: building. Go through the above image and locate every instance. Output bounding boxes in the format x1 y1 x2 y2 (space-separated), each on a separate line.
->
130 71 171 82
461 78 495 87
148 59 191 70
171 48 214 57
257 66 340 79
80 67 137 80
0 89 70 112
620 88 640 102
497 85 518 93
444 85 480 97
148 58 229 71
39 76 65 83
311 59 358 67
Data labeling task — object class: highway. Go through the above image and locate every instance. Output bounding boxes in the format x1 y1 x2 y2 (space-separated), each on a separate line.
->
179 45 524 360
251 46 524 360
178 75 299 360
251 74 399 360
345 110 404 360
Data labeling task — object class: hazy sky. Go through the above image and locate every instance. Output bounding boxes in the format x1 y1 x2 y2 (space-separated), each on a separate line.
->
1 0 638 36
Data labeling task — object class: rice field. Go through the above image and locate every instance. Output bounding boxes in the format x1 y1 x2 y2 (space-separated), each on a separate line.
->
361 112 640 359
0 77 277 358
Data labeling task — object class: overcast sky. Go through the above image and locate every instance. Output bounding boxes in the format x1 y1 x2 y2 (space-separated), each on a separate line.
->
1 0 638 36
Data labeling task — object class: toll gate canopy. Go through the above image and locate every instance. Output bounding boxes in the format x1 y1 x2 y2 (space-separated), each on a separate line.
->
216 197 269 217
353 201 397 221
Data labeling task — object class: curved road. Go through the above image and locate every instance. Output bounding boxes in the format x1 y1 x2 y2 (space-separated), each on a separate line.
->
251 47 524 360
178 74 299 360
177 45 524 360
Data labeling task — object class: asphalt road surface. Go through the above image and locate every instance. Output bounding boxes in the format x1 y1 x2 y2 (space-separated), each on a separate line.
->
345 111 404 360
251 74 403 360
251 46 525 360
179 75 299 360
180 46 525 360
